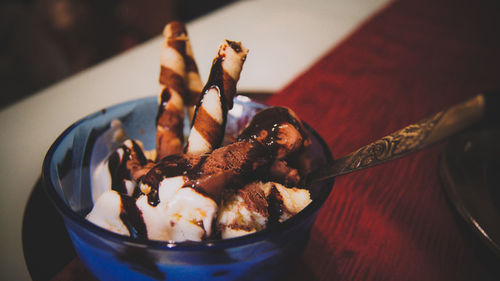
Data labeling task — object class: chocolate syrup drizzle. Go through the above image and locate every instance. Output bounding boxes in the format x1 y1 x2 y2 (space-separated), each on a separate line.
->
140 154 206 206
119 194 148 239
156 88 171 124
156 88 184 138
195 57 229 116
267 184 286 226
107 140 148 195
238 107 307 157
226 40 243 53
103 105 310 242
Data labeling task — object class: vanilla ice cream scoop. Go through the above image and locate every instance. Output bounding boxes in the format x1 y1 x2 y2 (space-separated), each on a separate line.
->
217 181 311 239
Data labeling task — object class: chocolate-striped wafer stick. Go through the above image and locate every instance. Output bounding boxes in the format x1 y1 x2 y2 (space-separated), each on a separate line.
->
184 36 204 121
156 22 189 160
185 40 249 155
160 22 202 122
210 40 249 109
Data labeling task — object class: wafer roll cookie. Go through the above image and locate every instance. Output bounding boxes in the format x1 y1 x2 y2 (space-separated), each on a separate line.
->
156 88 184 160
186 40 248 155
161 22 203 122
156 22 188 160
159 22 188 94
184 38 204 121
186 87 224 155
217 40 249 109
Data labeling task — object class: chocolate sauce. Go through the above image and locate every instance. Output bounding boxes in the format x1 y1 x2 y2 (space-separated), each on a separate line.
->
107 151 124 194
238 107 307 157
143 140 271 206
269 160 301 186
130 140 148 166
267 184 285 226
197 56 233 112
119 194 148 239
107 140 148 195
156 88 170 123
184 171 231 203
156 88 184 140
140 154 205 206
226 40 242 53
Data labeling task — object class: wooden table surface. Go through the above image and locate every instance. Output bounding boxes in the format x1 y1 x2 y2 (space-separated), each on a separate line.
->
272 0 500 280
41 0 500 280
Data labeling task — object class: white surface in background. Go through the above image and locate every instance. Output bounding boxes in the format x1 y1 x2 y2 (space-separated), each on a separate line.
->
0 0 392 279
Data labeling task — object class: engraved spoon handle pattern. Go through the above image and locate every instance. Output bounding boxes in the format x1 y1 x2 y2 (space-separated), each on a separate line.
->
307 93 496 184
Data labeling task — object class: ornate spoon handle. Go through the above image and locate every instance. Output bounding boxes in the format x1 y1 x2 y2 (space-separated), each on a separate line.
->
307 93 498 184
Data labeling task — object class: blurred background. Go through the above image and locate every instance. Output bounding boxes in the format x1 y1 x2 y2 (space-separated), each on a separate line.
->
0 0 236 109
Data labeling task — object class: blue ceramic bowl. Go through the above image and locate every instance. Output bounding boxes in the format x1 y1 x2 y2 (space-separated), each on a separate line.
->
42 96 334 281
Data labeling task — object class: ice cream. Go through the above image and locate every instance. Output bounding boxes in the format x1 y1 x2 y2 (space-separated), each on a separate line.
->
86 22 313 243
217 181 311 239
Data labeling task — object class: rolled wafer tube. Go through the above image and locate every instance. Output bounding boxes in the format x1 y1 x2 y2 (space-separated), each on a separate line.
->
160 22 204 122
185 40 249 155
184 35 204 121
209 40 249 109
156 22 189 160
185 86 224 155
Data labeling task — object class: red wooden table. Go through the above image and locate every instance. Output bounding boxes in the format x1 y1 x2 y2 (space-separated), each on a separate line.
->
48 0 500 280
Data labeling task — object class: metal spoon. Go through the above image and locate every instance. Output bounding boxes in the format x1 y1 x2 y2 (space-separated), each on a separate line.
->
306 92 499 184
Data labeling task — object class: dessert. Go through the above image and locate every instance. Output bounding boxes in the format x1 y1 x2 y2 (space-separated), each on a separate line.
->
86 22 313 242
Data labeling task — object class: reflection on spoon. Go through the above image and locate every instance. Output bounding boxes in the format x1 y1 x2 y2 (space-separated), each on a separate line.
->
307 92 499 184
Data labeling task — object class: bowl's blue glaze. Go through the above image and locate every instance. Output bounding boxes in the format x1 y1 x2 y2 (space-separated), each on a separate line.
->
42 96 334 281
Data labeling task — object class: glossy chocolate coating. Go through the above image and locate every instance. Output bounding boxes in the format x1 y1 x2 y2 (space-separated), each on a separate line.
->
107 140 148 195
238 107 308 157
119 193 147 240
140 154 204 206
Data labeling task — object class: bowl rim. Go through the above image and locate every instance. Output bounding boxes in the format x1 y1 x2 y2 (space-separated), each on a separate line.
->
42 96 335 251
